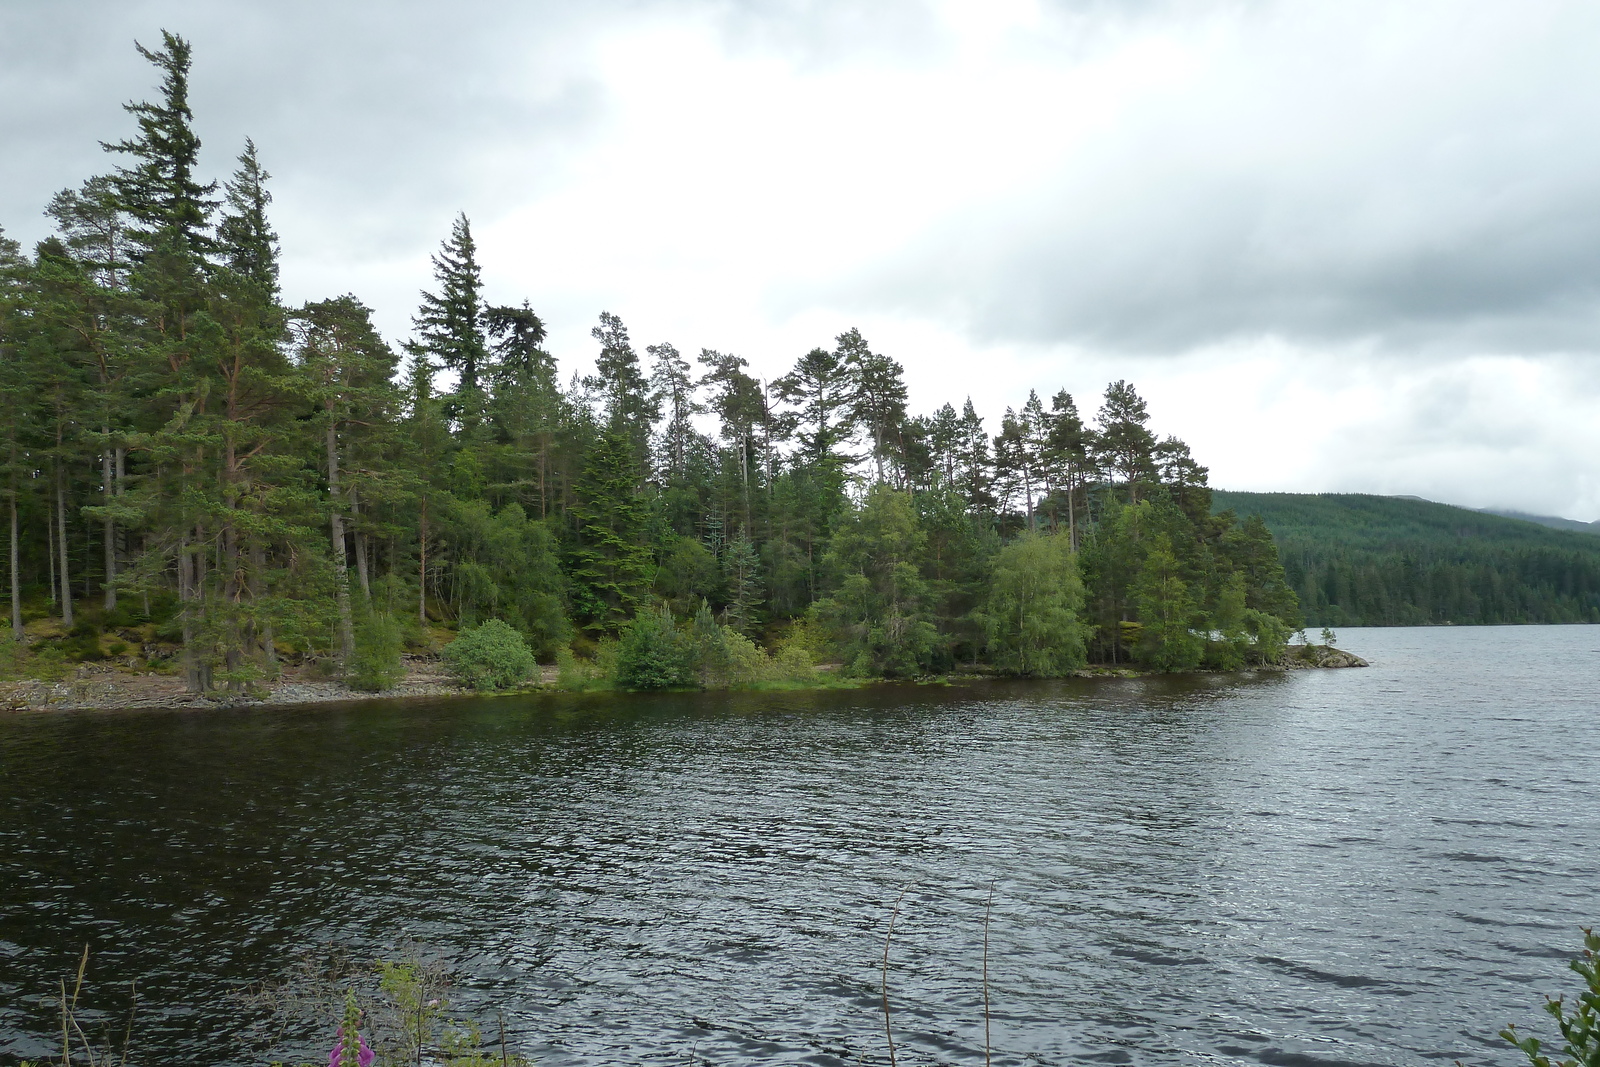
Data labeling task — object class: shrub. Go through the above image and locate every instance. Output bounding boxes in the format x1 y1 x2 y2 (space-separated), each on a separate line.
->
688 602 770 688
1502 927 1599 1067
441 619 537 691
615 604 694 690
61 621 107 662
0 637 72 682
349 612 405 692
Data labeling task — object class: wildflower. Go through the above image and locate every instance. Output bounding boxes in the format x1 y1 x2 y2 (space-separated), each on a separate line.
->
328 1027 374 1067
332 991 374 1067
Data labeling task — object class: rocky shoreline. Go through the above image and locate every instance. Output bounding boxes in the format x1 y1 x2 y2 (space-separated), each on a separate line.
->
2 645 1366 713
0 656 489 713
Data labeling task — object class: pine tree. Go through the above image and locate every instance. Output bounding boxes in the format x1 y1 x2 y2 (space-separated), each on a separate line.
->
486 301 563 516
1043 390 1092 547
774 345 856 472
1095 380 1158 501
814 485 937 677
956 399 993 513
649 341 702 485
838 328 906 485
298 296 402 668
698 348 765 531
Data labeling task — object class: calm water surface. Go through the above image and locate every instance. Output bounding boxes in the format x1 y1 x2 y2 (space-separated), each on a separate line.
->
1 626 1596 1066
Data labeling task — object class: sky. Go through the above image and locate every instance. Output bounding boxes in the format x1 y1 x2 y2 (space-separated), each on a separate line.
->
3 0 1598 519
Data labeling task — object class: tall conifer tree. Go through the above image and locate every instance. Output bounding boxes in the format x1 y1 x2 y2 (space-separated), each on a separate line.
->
413 213 488 426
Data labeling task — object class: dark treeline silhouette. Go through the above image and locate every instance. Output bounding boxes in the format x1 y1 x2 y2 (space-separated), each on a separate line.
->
1213 492 1600 626
0 32 1303 692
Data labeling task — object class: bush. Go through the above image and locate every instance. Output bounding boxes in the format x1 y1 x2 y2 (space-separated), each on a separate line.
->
441 619 537 691
1502 927 1599 1067
0 637 71 682
349 612 405 692
61 621 106 662
615 604 694 690
687 601 767 688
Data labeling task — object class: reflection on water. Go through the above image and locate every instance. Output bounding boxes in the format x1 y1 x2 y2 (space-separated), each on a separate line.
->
1 626 1596 1066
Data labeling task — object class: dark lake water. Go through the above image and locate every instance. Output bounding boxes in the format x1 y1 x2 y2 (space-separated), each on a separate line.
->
2 626 1597 1066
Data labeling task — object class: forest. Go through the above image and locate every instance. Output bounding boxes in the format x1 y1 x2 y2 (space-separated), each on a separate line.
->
1214 492 1600 626
0 32 1304 695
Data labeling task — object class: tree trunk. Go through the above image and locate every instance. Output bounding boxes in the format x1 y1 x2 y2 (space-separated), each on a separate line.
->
351 488 371 601
250 538 277 677
45 479 55 607
325 420 354 666
1067 479 1077 552
8 491 21 641
55 461 73 628
418 495 429 626
102 436 116 610
178 531 203 693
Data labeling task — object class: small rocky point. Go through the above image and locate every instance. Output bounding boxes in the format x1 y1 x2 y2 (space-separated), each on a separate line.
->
1281 643 1368 669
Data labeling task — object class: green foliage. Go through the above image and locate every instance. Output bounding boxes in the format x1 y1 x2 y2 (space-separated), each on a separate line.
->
1132 543 1205 671
814 485 938 678
60 620 107 662
615 603 694 690
569 427 652 635
447 500 569 658
441 619 536 691
1 32 1335 696
653 535 719 614
349 612 404 692
686 599 766 688
1214 491 1600 626
982 532 1088 675
555 646 609 691
1502 927 1600 1067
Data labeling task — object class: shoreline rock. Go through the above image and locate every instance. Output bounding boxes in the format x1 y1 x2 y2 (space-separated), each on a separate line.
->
1281 644 1369 669
4 648 1367 713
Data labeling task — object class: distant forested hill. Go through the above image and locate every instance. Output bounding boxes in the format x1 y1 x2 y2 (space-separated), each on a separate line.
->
1211 492 1600 626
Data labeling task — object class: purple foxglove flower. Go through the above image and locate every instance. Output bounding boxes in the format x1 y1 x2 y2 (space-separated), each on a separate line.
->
329 1027 375 1067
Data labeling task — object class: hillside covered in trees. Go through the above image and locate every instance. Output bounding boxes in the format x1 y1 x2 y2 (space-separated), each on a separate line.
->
1212 492 1600 626
0 33 1308 695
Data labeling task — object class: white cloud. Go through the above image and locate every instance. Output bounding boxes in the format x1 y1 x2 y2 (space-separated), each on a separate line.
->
3 0 1598 519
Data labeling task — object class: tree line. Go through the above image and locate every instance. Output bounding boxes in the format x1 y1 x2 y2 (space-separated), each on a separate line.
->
1212 492 1600 626
0 32 1302 692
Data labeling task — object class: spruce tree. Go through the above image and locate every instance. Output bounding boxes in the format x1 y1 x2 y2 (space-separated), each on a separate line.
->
486 301 563 516
413 213 488 426
568 425 652 635
217 138 280 294
102 30 217 259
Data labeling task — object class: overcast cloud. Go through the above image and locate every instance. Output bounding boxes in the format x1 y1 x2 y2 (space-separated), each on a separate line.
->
3 0 1597 518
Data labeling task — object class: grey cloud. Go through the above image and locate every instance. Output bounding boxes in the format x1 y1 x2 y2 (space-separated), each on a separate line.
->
0 0 611 255
834 2 1600 356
